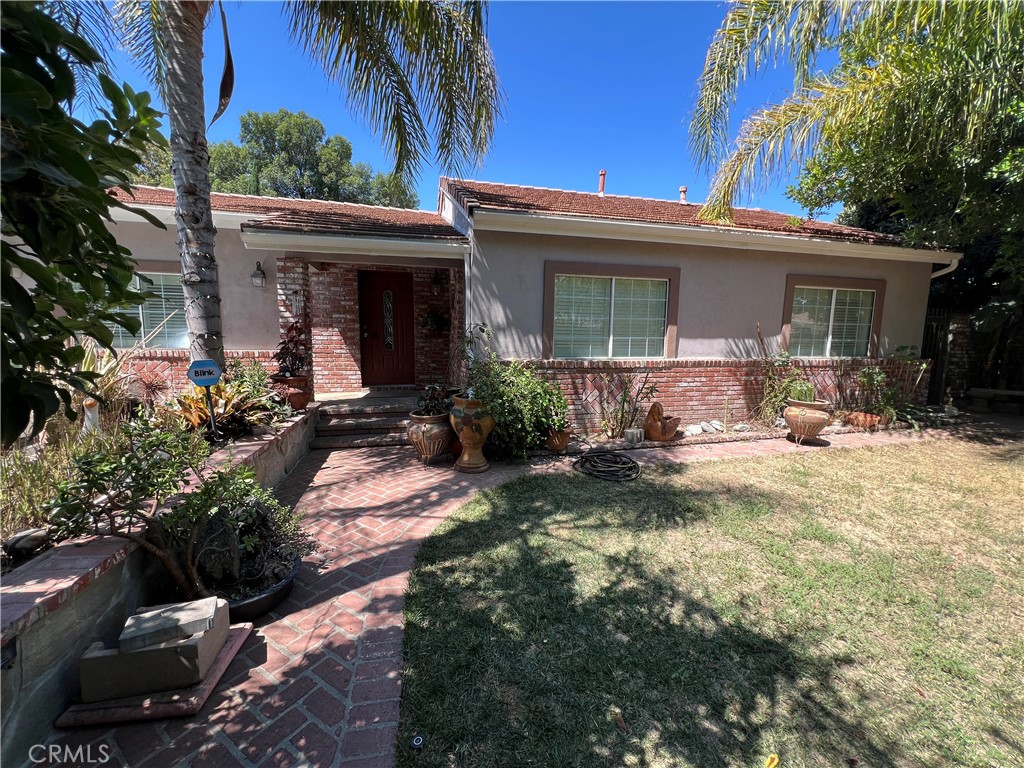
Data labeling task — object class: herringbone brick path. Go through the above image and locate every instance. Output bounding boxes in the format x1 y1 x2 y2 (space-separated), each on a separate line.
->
40 416 1018 767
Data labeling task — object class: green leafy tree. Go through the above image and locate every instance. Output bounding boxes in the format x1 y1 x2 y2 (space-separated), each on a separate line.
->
690 1 1023 229
131 141 174 187
1 3 165 446
204 109 419 207
116 0 503 367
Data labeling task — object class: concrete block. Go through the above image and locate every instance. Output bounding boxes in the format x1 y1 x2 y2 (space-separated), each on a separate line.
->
80 599 229 703
119 596 220 652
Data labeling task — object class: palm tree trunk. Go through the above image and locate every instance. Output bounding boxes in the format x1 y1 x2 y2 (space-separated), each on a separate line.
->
161 1 225 367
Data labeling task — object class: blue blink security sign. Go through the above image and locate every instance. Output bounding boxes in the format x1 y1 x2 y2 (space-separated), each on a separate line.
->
186 359 222 388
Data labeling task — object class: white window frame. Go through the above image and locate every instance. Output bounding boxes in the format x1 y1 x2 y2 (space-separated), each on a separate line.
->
111 272 188 349
552 273 669 359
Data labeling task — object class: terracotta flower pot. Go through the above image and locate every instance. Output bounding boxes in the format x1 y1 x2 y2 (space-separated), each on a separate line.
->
545 428 572 453
450 396 495 473
783 399 830 444
408 412 455 464
271 375 312 411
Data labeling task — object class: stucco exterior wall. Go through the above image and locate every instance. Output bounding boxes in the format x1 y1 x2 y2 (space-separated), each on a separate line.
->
469 230 934 360
108 220 282 351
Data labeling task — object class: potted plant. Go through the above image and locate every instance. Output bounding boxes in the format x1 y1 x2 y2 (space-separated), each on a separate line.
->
783 379 830 443
44 417 316 620
408 385 456 464
448 324 496 473
540 382 572 452
272 321 313 410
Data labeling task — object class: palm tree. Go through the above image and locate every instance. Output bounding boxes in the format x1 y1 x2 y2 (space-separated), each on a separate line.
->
116 1 502 366
690 1 1023 222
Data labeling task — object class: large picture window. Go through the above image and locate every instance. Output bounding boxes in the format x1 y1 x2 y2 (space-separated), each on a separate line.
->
782 275 885 358
544 262 678 359
110 273 188 349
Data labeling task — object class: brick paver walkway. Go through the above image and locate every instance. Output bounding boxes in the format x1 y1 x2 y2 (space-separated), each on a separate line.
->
40 416 1020 767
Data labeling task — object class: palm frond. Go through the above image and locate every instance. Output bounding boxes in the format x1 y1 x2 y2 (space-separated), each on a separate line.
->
44 0 115 113
285 0 503 180
114 0 169 100
696 0 1024 220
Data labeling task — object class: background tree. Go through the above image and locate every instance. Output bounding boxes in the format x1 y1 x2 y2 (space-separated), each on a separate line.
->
117 0 502 367
201 109 418 207
1 3 165 446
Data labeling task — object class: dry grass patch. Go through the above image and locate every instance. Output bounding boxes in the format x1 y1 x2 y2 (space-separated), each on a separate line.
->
399 438 1024 768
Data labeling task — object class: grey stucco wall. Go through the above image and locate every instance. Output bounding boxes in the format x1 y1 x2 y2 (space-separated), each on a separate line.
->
469 230 934 359
109 220 282 351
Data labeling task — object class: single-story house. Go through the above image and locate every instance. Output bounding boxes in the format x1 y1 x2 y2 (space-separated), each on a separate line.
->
110 178 959 428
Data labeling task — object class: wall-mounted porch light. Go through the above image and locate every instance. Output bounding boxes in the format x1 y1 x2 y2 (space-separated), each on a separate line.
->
289 289 302 315
431 269 445 296
250 261 267 288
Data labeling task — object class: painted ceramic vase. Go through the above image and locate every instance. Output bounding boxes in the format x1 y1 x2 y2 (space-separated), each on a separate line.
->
408 412 454 464
450 396 495 473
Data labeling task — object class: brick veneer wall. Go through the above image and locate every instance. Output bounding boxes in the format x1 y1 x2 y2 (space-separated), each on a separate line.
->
123 350 277 393
307 263 465 393
530 358 931 433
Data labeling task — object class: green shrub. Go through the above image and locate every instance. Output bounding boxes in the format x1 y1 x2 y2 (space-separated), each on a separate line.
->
789 380 815 402
466 355 551 460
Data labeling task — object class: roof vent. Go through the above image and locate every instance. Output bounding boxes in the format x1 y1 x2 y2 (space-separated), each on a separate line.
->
679 186 688 204
599 169 606 197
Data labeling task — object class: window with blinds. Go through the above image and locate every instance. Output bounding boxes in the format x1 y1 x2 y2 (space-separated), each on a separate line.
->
789 286 874 357
552 274 668 358
110 273 189 349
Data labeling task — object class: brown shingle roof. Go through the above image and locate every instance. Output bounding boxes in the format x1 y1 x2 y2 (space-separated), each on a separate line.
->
112 185 466 241
442 178 909 247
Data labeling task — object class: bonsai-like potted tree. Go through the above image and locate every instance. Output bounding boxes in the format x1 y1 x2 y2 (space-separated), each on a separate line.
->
45 417 315 619
272 321 313 410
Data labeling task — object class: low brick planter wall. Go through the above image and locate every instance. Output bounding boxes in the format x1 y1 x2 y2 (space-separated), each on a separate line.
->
530 358 930 433
0 404 319 767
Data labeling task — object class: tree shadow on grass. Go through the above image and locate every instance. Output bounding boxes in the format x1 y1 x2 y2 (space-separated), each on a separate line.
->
397 471 902 768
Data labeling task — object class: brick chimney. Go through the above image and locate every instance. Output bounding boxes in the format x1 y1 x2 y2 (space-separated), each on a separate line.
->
599 170 606 197
679 186 688 203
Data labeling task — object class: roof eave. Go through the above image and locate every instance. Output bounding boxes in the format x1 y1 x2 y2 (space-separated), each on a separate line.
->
239 228 471 257
470 210 959 264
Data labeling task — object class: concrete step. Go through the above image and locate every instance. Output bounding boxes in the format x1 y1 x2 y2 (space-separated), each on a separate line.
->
318 398 418 417
317 415 411 436
310 433 412 450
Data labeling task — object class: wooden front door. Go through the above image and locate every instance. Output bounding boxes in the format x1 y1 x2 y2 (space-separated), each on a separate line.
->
358 271 415 386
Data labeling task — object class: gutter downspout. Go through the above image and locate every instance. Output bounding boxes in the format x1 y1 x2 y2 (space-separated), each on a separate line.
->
439 186 477 327
930 257 961 280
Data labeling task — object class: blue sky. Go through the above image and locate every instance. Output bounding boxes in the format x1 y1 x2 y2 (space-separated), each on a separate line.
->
99 1 823 218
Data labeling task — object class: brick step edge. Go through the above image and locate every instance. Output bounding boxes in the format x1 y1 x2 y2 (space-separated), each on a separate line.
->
318 415 411 431
318 401 417 417
310 434 412 450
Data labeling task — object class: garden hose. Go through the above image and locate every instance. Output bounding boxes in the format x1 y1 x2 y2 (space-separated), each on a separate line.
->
572 451 642 482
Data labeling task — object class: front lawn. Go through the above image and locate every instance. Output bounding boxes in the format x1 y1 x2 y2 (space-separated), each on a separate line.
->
398 438 1023 767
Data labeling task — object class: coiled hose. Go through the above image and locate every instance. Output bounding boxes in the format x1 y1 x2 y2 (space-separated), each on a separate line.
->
572 451 641 482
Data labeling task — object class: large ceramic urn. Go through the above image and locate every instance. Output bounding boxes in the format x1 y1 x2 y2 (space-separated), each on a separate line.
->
408 412 454 464
450 396 495 473
783 399 830 444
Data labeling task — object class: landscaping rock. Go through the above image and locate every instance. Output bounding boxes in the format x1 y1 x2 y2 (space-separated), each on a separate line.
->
119 597 220 652
684 424 703 437
709 420 725 432
2 528 49 557
733 423 752 432
774 417 787 428
81 599 230 703
700 422 716 433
